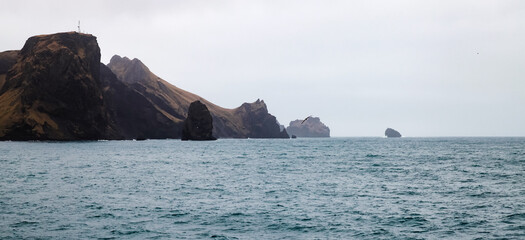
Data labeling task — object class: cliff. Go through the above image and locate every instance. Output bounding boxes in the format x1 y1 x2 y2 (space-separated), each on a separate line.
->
0 32 288 140
286 117 330 138
0 51 19 94
107 55 288 139
234 99 289 138
0 32 117 140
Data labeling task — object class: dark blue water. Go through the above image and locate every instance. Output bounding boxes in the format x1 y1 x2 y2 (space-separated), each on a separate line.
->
1 138 524 239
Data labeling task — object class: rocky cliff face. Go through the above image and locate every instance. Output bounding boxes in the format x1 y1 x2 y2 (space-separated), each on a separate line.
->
182 101 216 141
0 50 19 93
0 32 288 140
0 32 116 140
0 50 19 73
286 117 330 138
99 63 180 139
234 99 289 138
107 55 288 139
385 128 402 138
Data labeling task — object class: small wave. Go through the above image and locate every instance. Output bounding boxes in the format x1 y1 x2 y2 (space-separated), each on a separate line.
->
87 213 115 219
111 230 141 235
366 154 383 158
468 191 495 198
52 224 73 231
210 234 238 240
297 156 315 159
173 220 190 225
160 212 188 218
228 212 247 217
504 212 525 221
10 221 39 228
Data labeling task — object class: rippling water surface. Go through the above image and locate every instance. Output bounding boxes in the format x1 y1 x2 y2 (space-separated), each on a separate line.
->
1 138 524 239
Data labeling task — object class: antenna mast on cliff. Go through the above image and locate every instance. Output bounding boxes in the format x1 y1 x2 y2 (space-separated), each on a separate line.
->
78 20 81 33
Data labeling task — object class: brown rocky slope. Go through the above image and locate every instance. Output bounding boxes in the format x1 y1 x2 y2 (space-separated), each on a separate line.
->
0 32 116 140
0 32 288 140
107 55 288 139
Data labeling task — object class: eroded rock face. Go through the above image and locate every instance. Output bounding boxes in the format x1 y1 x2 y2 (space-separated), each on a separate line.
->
0 32 115 140
182 101 216 141
385 128 402 138
286 117 330 138
0 50 19 74
107 55 288 139
234 99 289 138
99 63 180 140
0 32 291 140
0 50 19 94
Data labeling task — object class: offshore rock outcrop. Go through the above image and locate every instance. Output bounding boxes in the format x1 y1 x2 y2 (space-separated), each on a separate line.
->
385 128 402 138
0 32 289 140
286 117 330 138
182 101 216 141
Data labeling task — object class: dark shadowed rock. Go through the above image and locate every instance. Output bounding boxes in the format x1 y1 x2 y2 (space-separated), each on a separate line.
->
235 99 289 138
99 63 180 139
0 32 290 140
385 128 402 138
0 32 116 140
0 50 19 73
0 50 20 95
182 101 216 141
108 56 287 139
286 117 330 137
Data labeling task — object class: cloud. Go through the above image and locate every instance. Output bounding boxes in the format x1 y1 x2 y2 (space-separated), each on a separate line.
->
2 0 524 136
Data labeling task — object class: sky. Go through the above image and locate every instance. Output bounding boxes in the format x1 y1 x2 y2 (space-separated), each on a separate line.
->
1 0 524 137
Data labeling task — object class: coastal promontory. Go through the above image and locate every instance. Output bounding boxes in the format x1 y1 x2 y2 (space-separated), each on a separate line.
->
0 32 289 140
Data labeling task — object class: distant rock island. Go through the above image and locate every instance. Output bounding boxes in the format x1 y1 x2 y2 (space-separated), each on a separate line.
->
0 32 288 140
385 128 402 138
286 117 330 138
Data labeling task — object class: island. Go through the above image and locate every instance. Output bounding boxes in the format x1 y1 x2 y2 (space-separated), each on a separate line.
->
385 128 402 138
0 32 289 140
286 117 330 138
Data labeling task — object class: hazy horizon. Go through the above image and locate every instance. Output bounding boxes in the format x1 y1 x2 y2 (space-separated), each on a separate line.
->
2 1 524 137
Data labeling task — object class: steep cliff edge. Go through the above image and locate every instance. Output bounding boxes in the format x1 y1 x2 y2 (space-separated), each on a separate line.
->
99 63 180 139
234 99 289 138
107 55 288 139
0 50 20 92
286 117 330 138
0 32 116 140
0 32 289 140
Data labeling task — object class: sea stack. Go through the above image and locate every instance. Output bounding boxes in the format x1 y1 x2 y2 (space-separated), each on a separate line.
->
286 116 330 138
385 128 402 138
182 101 216 141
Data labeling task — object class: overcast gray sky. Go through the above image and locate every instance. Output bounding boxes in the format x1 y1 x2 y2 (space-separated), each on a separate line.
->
2 0 524 136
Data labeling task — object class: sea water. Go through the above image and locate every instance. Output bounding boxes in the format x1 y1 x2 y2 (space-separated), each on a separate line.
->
0 138 524 239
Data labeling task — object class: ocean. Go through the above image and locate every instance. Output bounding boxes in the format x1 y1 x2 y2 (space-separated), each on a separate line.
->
1 138 524 239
